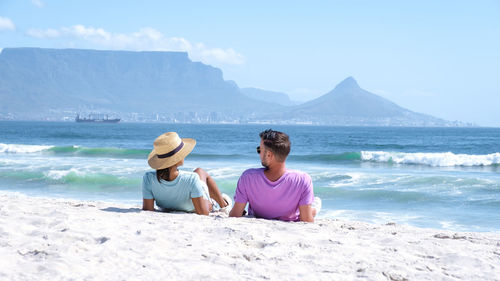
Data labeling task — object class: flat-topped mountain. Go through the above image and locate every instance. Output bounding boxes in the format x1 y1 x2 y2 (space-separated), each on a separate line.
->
0 48 266 121
0 48 465 126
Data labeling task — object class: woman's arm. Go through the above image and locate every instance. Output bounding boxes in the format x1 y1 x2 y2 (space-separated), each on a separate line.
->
142 199 155 211
191 196 210 215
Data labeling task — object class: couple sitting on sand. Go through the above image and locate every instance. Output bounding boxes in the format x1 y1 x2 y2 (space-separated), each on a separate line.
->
142 129 321 222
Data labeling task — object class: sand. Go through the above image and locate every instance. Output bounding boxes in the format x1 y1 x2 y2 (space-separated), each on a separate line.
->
0 192 499 281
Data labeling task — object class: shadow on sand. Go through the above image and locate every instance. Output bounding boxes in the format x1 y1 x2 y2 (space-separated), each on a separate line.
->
100 207 142 213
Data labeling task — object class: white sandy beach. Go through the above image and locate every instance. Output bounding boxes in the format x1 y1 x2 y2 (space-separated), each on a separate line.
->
0 192 499 281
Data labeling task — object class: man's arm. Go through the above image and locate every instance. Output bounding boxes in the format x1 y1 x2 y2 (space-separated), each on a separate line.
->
299 204 314 222
229 202 247 217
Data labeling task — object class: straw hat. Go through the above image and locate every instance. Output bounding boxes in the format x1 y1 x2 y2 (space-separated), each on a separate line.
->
147 132 196 170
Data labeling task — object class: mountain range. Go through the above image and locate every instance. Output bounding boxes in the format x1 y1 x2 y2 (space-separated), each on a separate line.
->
0 47 465 126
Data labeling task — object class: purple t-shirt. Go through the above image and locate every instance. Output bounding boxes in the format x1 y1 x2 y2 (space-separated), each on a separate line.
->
234 168 314 221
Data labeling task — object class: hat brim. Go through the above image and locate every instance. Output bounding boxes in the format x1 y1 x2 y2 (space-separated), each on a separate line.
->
147 138 196 170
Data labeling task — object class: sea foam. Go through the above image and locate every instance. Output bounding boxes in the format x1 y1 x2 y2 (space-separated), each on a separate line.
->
361 151 500 167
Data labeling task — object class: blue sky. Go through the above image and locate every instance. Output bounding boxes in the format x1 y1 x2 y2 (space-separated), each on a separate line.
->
1 0 499 126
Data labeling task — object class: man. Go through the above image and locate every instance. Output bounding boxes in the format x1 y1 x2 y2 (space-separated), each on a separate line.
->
229 129 320 222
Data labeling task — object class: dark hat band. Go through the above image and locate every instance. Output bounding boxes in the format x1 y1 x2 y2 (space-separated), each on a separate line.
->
157 142 184 159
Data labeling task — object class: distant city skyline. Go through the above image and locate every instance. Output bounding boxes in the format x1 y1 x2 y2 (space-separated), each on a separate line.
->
1 0 499 126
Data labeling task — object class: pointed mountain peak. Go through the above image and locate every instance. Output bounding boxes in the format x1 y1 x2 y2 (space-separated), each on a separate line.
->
335 76 360 90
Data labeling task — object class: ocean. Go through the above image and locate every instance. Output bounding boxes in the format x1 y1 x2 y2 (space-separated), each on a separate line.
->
1 121 499 232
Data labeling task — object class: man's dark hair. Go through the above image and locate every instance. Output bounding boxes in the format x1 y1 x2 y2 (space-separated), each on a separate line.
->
259 129 291 162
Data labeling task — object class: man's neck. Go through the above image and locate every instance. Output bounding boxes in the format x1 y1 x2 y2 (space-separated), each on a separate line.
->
264 163 286 182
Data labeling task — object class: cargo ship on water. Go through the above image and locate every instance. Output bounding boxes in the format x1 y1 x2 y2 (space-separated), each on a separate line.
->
75 114 120 123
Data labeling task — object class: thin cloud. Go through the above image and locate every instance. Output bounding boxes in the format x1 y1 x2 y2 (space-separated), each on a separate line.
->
27 28 60 38
374 89 434 98
0 17 15 31
403 89 434 98
32 0 44 8
27 25 245 65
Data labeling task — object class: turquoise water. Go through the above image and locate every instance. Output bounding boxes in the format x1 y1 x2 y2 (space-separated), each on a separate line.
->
1 121 499 231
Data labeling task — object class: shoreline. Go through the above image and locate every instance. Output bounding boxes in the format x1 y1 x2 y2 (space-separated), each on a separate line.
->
1 193 499 280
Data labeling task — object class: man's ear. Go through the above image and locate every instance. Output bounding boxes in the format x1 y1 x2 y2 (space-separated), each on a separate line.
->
266 150 274 159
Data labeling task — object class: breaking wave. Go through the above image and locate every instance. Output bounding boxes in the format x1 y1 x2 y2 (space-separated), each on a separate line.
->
0 143 148 159
2 143 499 167
48 146 149 159
0 143 53 153
361 151 500 167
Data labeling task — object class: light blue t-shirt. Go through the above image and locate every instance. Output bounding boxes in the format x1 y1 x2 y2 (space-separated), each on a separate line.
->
142 170 207 212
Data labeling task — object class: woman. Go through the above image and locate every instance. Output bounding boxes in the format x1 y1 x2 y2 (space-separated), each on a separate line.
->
142 132 231 215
